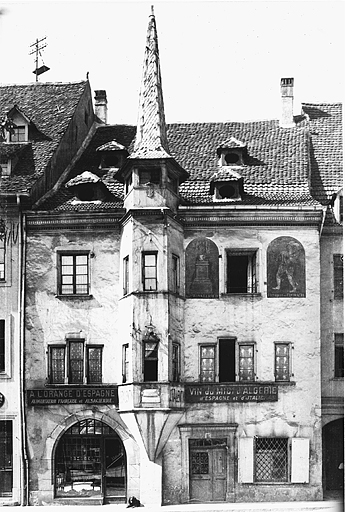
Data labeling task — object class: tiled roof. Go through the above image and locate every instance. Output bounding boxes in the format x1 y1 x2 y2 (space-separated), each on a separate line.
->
36 102 342 214
299 103 343 205
0 81 88 194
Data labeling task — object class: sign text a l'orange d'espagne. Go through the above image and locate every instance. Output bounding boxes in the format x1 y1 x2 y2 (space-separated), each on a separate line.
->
27 386 118 406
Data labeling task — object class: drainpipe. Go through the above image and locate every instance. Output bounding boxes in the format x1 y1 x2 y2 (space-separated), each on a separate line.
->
17 194 29 505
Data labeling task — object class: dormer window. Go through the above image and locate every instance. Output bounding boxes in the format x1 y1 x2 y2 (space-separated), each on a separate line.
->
331 189 343 224
210 168 243 202
96 140 128 170
217 137 246 167
102 152 121 168
217 183 239 200
65 171 113 203
0 158 11 177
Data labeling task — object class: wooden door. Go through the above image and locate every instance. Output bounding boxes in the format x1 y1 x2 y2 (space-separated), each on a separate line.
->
190 445 227 502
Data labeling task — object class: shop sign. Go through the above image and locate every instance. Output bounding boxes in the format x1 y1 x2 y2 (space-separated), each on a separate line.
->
185 383 278 403
0 392 4 408
27 386 118 406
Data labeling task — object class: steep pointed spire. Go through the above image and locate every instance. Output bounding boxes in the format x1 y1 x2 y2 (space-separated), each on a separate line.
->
131 6 171 159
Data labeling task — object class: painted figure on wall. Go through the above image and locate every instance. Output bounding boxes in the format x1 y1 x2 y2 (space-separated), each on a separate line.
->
186 238 219 298
267 236 305 297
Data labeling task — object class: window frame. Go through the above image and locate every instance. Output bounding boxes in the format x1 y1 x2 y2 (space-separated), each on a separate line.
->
142 251 158 291
143 340 159 382
171 254 180 293
139 167 161 186
0 236 5 281
122 344 129 383
225 248 258 294
333 254 343 300
9 125 26 143
172 342 180 382
86 345 103 384
123 255 129 296
0 420 13 497
199 343 217 382
57 251 90 297
334 333 344 379
274 342 292 382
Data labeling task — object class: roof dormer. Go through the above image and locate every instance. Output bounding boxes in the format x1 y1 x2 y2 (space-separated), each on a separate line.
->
217 137 247 167
96 140 128 170
3 106 31 143
65 171 113 203
210 168 244 201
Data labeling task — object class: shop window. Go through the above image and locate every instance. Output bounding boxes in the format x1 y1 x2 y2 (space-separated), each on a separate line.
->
172 343 180 382
10 125 26 142
123 256 129 295
333 254 343 300
142 252 157 291
139 168 160 186
0 421 12 497
200 340 256 383
0 237 4 280
0 320 4 372
58 252 90 296
143 341 158 381
49 342 103 384
255 437 288 482
334 333 344 378
171 254 180 293
55 419 126 500
122 344 129 383
226 250 257 293
275 343 291 382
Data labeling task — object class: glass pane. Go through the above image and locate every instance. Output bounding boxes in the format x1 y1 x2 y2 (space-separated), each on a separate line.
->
62 275 73 284
144 254 156 266
51 347 65 383
62 265 74 275
88 348 102 383
61 285 73 295
76 255 88 265
61 256 73 266
76 275 87 284
144 278 157 290
145 266 156 278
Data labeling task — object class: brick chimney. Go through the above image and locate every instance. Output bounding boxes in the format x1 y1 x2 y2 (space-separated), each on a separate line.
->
94 90 107 124
280 78 294 128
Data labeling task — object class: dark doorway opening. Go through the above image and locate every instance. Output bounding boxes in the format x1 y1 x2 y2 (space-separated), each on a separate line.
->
322 418 344 491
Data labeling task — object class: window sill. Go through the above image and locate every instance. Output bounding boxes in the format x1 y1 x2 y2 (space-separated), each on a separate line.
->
55 294 93 300
221 293 261 297
331 377 344 381
44 383 111 387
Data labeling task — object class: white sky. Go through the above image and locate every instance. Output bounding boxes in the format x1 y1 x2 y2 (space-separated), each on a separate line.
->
0 0 344 124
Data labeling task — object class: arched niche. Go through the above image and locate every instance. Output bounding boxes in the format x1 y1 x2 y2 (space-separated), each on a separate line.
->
267 236 306 298
186 238 219 298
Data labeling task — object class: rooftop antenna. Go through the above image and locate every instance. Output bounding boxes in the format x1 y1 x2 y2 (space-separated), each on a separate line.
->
29 36 50 82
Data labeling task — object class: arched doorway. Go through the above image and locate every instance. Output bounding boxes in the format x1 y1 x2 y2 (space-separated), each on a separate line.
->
322 418 344 490
54 419 126 502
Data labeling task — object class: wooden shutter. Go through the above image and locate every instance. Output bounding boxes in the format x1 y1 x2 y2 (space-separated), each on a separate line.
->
238 437 254 483
290 438 310 483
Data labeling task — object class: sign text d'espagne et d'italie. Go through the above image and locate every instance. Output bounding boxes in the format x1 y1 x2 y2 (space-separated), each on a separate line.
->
185 383 278 403
27 386 118 406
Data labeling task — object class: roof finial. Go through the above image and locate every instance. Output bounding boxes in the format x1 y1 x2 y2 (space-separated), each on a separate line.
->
151 5 155 16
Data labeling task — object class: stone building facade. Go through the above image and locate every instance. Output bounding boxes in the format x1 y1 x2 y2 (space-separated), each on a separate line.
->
1 8 343 508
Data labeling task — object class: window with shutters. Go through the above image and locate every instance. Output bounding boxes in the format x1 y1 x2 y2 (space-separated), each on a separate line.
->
333 254 343 299
200 340 256 382
49 341 103 384
58 252 90 296
226 249 258 293
255 437 288 482
334 333 344 378
274 343 291 382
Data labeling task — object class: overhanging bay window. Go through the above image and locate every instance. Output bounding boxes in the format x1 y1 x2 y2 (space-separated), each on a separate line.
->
49 341 103 384
226 249 257 293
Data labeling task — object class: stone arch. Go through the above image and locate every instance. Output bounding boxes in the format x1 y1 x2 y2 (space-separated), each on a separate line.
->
267 236 306 297
47 409 140 501
185 237 219 298
322 417 344 491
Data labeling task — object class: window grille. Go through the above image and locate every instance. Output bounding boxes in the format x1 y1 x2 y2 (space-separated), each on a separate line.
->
334 254 343 299
239 344 255 381
68 342 84 384
59 253 89 295
200 345 216 382
275 343 290 381
87 347 102 383
335 333 344 378
191 451 209 475
255 437 288 482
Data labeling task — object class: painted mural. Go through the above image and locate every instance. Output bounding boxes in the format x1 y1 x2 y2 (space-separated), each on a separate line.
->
186 238 219 298
267 236 305 298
